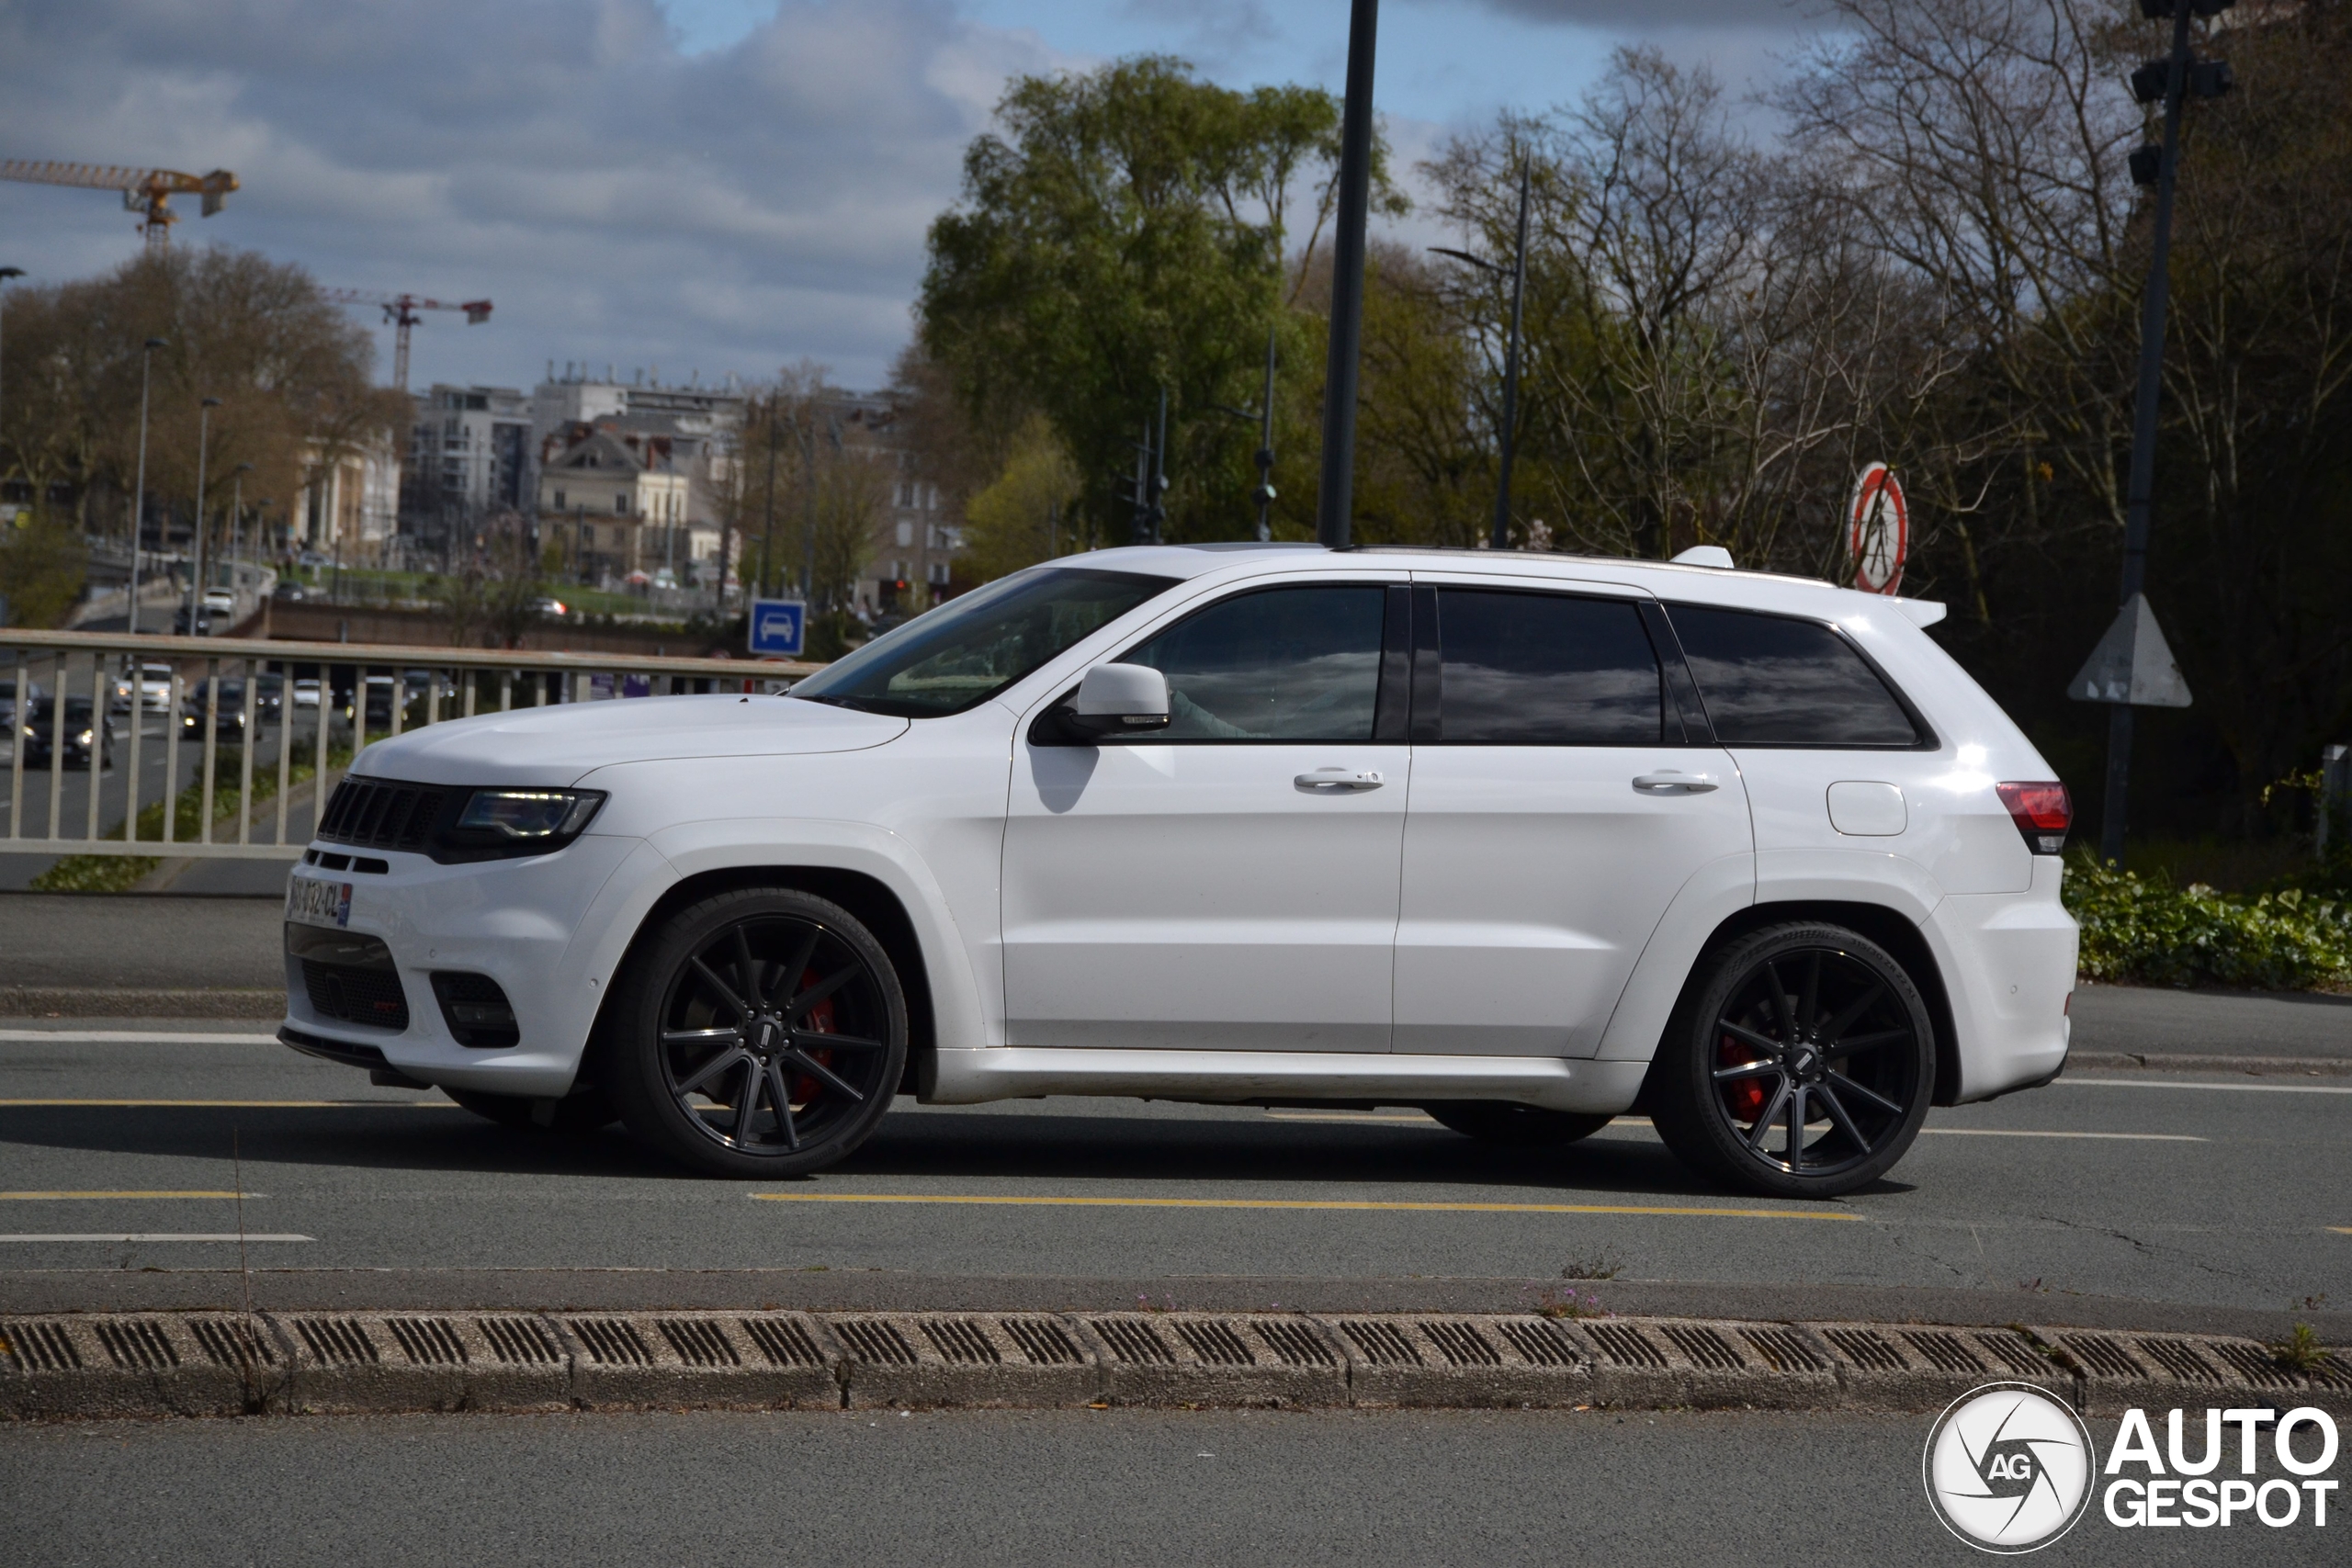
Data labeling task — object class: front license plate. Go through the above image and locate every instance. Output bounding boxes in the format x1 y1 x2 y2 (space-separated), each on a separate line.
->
286 874 353 930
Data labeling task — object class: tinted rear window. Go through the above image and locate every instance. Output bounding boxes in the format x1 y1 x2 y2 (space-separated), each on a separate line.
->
1667 604 1921 747
1437 589 1663 744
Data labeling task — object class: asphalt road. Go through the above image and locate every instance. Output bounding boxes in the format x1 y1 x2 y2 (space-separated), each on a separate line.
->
0 1023 2344 1321
2 1406 2337 1568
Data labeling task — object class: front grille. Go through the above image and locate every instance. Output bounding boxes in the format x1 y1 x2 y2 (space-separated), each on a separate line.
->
431 972 518 1048
302 960 411 1031
318 778 445 851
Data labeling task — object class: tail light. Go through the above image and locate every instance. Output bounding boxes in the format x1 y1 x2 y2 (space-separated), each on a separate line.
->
1996 782 2072 855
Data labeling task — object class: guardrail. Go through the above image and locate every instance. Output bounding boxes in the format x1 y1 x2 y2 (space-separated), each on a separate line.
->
1 629 820 863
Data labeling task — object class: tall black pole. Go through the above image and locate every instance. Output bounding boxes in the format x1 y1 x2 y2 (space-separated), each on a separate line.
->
1490 159 1531 551
2101 0 2194 866
1150 386 1168 545
760 403 780 600
1315 0 1378 549
1255 327 1277 542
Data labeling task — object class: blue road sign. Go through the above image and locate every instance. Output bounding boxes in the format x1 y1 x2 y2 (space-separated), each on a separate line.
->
748 598 807 658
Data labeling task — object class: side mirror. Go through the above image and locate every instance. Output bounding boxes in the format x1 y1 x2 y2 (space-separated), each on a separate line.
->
1066 662 1170 739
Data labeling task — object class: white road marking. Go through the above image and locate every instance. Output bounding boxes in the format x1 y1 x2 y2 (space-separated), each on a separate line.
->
1918 1128 2205 1142
0 1234 311 1243
2056 1077 2352 1095
0 1031 281 1044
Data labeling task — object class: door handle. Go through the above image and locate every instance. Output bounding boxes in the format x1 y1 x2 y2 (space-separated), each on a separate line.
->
1633 771 1718 795
1296 768 1384 794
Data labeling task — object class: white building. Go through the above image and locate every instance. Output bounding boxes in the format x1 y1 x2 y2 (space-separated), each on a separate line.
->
402 385 533 553
298 434 401 563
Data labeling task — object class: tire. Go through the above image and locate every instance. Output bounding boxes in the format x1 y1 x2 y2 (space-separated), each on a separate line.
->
1649 922 1934 1200
1423 1101 1614 1147
605 887 908 1179
444 1086 617 1134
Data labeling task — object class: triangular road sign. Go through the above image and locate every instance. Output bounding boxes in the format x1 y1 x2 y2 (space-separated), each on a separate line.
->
2068 592 2191 707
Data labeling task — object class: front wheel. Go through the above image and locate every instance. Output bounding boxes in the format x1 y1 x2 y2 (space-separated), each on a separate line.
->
1649 923 1934 1199
1423 1101 1614 1147
605 887 908 1179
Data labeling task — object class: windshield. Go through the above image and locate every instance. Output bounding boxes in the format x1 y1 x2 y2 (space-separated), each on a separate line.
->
791 567 1180 718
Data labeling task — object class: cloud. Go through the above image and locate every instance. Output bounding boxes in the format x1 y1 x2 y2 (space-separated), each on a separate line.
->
1453 0 1816 26
0 0 1069 390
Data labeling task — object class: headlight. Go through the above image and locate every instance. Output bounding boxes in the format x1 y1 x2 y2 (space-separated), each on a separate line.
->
455 788 605 841
76 729 95 746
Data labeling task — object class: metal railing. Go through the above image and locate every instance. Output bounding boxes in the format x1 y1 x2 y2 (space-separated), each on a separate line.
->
1 629 820 862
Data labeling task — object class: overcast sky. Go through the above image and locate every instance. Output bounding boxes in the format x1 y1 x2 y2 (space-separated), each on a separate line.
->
0 1 1816 395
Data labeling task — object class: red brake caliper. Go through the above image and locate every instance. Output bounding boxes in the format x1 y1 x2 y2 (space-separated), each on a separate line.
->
790 967 835 1103
1719 1032 1769 1122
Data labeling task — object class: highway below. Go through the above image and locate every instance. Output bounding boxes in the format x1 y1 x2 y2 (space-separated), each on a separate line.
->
0 1018 2344 1330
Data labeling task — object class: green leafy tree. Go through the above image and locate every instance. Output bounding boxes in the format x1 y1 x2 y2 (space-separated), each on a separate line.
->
920 54 1402 543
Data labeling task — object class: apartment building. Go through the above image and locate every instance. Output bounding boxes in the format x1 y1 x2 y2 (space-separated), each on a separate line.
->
401 385 532 553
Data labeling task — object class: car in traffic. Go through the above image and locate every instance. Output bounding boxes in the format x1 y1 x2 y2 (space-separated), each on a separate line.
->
0 675 44 731
17 695 112 770
201 588 237 617
181 675 284 739
173 604 214 637
108 662 174 716
278 544 2079 1198
274 581 310 604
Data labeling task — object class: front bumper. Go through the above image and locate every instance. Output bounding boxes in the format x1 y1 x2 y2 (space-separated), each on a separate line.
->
278 831 658 1097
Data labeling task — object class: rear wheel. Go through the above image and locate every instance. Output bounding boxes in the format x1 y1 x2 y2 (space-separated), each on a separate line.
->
606 887 907 1179
1650 923 1933 1199
1423 1101 1613 1147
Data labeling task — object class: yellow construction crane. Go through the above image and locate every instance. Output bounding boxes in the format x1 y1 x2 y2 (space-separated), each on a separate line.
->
0 160 239 248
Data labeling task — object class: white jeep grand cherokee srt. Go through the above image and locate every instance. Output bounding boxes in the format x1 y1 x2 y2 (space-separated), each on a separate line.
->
279 544 2077 1198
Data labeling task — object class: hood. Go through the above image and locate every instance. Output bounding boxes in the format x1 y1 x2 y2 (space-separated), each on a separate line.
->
350 694 908 787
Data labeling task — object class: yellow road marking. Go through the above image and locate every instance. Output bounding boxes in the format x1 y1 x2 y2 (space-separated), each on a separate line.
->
0 1099 455 1108
2330 1226 2352 1235
750 1192 1860 1220
0 1190 258 1200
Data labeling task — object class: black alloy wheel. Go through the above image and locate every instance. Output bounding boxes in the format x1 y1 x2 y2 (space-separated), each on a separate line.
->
607 888 907 1178
1423 1101 1614 1148
1651 923 1933 1199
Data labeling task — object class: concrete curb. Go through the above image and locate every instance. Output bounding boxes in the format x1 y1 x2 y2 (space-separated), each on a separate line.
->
4 1310 2343 1422
0 987 282 1020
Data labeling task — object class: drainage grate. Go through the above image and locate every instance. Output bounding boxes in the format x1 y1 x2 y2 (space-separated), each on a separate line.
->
1901 1330 1984 1375
1660 1325 1743 1372
1823 1327 1905 1373
835 1319 919 1367
386 1318 467 1367
191 1318 276 1370
293 1318 379 1367
1971 1332 2048 1376
480 1316 561 1365
2201 1340 2299 1391
2063 1335 2143 1380
569 1319 652 1366
1423 1321 1500 1368
741 1317 825 1369
1092 1318 1174 1365
1174 1320 1254 1367
1001 1317 1083 1366
95 1319 179 1371
1340 1320 1422 1368
2137 1337 2220 1383
1585 1323 1668 1370
659 1319 741 1369
1496 1319 1580 1368
922 1319 1002 1366
1741 1327 1826 1374
1253 1320 1335 1368
5 1320 81 1371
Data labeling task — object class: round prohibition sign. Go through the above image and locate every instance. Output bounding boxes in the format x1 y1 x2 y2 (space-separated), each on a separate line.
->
1847 461 1908 594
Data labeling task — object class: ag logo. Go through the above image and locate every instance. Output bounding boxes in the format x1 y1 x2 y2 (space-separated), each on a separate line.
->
1923 1382 2097 1552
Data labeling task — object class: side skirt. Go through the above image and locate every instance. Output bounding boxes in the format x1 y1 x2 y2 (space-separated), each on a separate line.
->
923 1047 1647 1115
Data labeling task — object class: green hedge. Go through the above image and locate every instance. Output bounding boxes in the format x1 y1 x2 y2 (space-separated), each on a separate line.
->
2064 852 2352 990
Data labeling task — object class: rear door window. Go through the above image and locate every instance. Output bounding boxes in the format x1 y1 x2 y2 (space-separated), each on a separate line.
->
1434 589 1665 744
1666 604 1922 747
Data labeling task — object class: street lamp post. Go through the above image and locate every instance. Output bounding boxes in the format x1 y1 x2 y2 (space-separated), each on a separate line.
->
1314 0 1379 549
127 337 167 634
230 461 254 592
187 396 222 635
0 267 24 470
1432 158 1532 551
